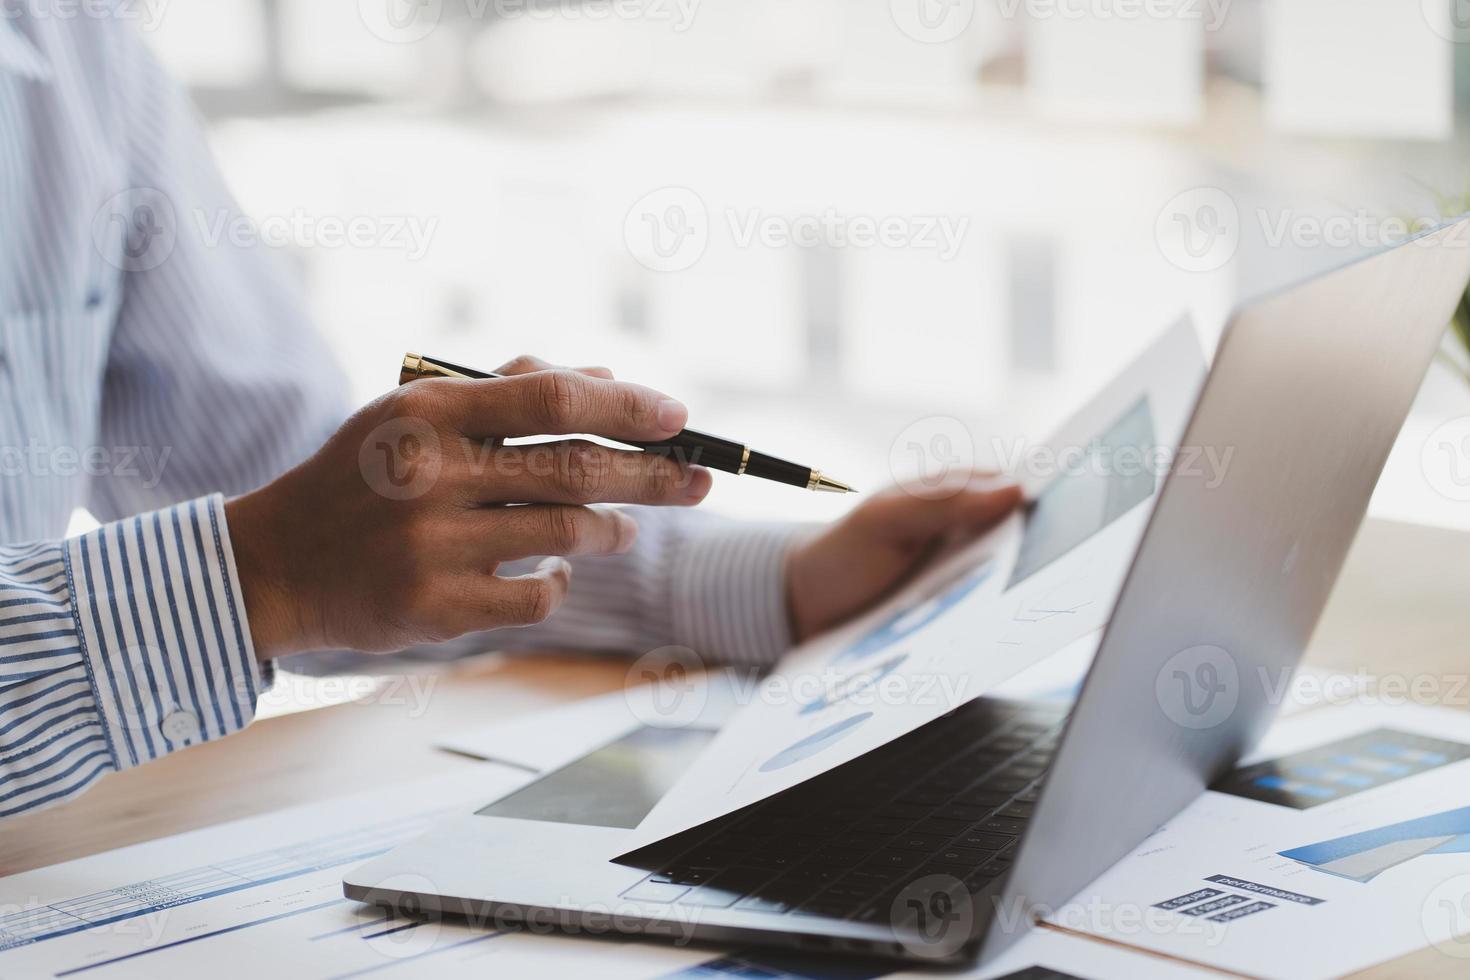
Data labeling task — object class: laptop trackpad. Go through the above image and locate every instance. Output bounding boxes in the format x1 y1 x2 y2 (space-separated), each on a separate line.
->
476 726 715 830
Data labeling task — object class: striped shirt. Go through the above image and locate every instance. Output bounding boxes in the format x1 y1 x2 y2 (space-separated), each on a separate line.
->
0 11 795 819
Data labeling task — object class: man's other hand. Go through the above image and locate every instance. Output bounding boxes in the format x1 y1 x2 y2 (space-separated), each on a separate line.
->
785 476 1023 643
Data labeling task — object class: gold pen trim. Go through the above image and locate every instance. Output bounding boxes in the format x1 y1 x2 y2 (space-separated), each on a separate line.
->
737 446 750 476
401 352 473 385
809 471 855 494
399 352 425 385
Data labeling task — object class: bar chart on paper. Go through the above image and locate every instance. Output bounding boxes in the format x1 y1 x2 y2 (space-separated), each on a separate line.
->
0 773 711 980
0 811 444 951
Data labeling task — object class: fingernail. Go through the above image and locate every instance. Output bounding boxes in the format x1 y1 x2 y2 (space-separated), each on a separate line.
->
616 511 640 550
657 399 688 433
683 466 713 500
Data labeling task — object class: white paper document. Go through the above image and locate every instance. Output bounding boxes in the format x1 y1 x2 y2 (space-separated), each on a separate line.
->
1049 702 1470 979
627 320 1207 850
0 770 712 980
435 670 749 773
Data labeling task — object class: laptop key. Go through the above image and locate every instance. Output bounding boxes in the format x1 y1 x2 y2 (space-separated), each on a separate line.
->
875 803 931 821
865 850 925 872
912 817 969 837
956 830 1013 850
900 791 952 807
681 849 742 868
977 815 1028 836
933 846 994 867
987 775 1032 792
953 790 1011 808
964 866 1004 887
736 894 797 914
738 853 801 871
890 833 951 853
935 801 992 818
833 832 889 851
787 866 842 883
807 848 867 868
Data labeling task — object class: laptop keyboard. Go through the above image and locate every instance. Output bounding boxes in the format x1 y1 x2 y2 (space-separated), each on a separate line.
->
620 699 1067 922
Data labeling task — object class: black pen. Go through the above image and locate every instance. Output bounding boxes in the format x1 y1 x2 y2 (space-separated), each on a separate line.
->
399 353 856 494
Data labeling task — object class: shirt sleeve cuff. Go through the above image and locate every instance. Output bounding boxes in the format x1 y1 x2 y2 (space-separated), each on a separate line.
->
64 494 262 770
667 520 802 666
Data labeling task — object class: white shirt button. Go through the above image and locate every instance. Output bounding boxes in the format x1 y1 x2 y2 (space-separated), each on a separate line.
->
161 710 201 743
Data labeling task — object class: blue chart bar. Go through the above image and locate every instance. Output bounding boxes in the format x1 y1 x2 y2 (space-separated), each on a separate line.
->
1212 728 1470 810
0 811 446 951
1281 805 1470 883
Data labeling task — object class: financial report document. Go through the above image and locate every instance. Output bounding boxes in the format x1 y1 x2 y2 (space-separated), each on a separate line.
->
1048 702 1470 979
0 771 713 980
626 319 1209 851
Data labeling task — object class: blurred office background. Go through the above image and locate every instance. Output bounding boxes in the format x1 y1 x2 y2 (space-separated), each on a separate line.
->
139 0 1470 531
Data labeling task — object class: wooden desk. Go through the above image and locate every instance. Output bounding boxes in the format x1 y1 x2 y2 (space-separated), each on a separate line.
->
4 517 1467 976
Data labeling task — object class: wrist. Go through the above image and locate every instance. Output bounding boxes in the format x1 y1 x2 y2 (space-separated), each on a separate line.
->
224 490 319 660
783 531 823 645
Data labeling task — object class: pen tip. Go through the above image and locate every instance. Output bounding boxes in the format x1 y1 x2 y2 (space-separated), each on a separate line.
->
811 473 857 494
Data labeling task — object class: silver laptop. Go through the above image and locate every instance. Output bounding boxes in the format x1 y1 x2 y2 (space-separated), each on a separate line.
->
344 218 1470 966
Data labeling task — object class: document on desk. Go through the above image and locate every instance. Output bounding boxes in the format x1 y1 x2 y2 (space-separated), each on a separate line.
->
0 770 712 980
627 318 1208 851
1047 702 1470 979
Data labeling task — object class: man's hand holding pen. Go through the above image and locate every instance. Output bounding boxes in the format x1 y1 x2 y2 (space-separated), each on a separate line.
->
226 356 708 660
225 355 1022 662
